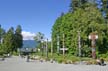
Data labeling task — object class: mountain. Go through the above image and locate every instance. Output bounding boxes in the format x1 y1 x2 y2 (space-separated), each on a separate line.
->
23 40 37 48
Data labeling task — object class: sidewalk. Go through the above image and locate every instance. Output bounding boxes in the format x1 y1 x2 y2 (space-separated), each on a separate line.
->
0 56 108 71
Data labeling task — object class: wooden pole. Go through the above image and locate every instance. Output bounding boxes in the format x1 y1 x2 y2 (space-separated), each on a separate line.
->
63 34 65 56
0 25 1 44
46 38 48 58
57 35 60 54
78 31 81 57
51 39 53 56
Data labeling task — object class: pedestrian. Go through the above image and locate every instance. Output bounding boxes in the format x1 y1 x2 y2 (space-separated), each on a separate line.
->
96 58 101 65
100 58 106 66
96 58 106 66
26 55 30 62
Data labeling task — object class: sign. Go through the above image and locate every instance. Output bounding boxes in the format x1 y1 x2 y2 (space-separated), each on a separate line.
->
60 48 68 56
89 35 98 40
60 48 68 51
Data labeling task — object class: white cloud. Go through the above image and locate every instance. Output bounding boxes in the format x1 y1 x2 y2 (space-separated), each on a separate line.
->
21 31 35 40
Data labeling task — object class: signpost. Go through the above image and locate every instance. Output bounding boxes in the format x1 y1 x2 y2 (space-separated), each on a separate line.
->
60 34 68 56
89 32 98 59
60 48 68 56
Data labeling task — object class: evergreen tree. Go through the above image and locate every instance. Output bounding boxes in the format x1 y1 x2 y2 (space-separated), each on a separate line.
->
69 0 96 12
69 0 80 12
101 0 108 22
14 25 23 51
34 32 44 43
34 32 45 56
0 25 6 55
52 1 108 56
0 25 5 44
34 32 45 48
3 27 15 53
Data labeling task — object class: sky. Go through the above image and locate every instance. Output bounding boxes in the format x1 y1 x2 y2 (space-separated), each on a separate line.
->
0 0 70 40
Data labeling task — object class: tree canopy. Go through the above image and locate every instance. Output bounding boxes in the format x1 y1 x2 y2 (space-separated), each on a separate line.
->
0 25 23 55
52 0 108 57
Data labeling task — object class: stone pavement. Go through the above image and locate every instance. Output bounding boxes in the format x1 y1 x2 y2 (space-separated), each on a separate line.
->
0 56 108 71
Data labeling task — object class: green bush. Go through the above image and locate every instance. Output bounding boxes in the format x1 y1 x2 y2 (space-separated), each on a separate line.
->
12 51 19 56
86 59 97 65
57 58 63 63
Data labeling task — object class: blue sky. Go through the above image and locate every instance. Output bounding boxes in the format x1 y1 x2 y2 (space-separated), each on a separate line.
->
0 0 70 40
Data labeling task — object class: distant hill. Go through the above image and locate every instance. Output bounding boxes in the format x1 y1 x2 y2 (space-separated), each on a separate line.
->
23 40 37 48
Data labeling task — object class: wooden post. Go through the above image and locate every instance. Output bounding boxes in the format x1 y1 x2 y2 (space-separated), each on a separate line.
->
91 39 96 59
0 25 1 44
60 48 68 56
51 39 53 56
57 35 60 54
41 41 43 56
63 34 65 56
46 38 48 58
78 31 81 57
89 33 98 59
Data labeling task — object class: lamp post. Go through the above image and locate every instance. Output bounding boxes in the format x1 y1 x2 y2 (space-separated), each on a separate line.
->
89 32 98 59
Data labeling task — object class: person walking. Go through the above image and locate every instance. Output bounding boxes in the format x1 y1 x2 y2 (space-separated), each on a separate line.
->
26 55 30 62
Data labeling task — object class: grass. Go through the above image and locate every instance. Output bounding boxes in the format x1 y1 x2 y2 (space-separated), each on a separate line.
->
31 52 91 64
29 52 108 64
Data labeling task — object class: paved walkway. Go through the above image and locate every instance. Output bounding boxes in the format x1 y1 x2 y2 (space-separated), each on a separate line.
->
0 56 108 71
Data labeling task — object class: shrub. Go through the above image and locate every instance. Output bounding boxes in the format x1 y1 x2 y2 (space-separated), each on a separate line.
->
12 51 19 56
